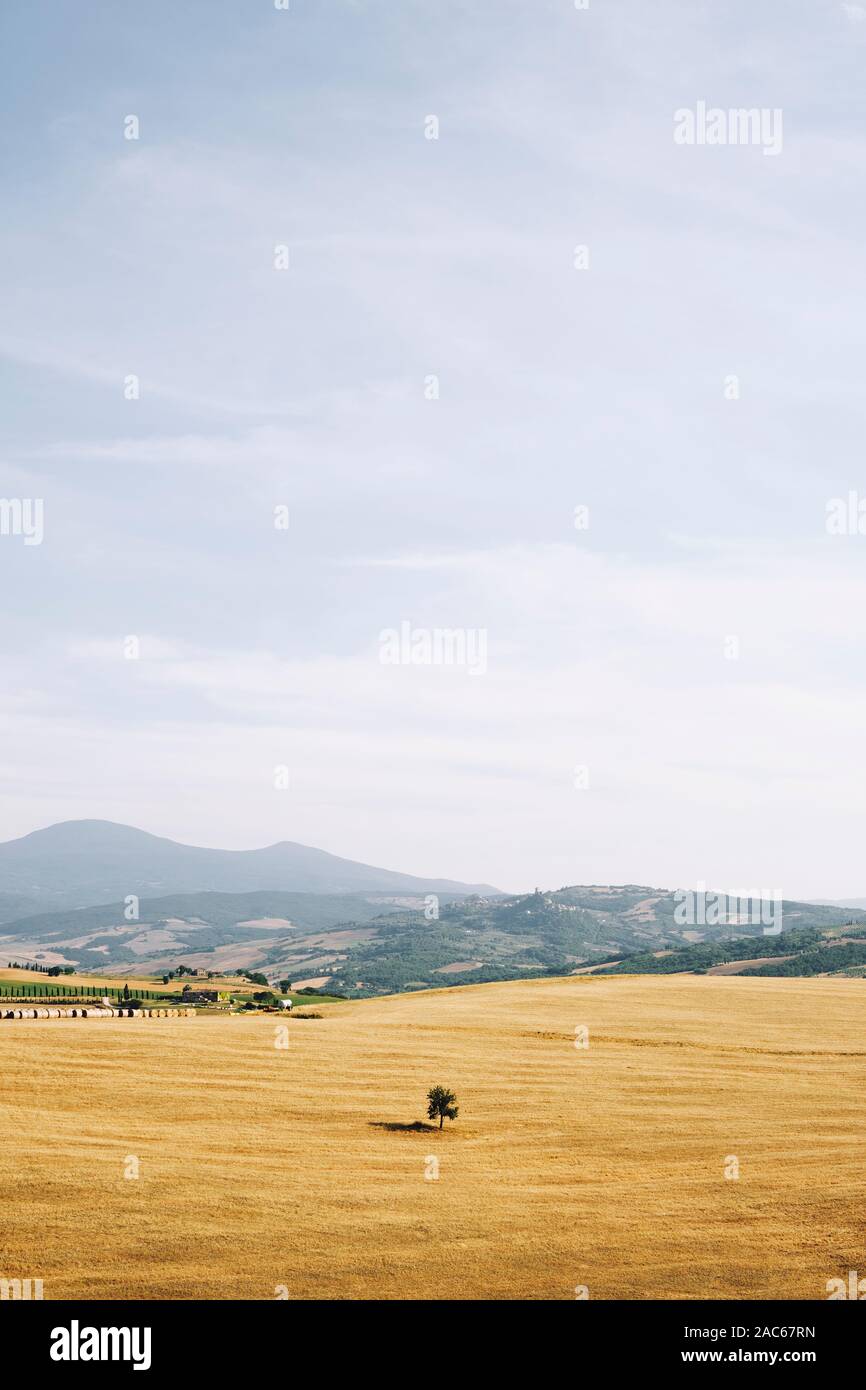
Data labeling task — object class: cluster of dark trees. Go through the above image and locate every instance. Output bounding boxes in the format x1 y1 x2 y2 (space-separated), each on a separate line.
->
742 942 866 977
606 928 826 976
6 961 75 976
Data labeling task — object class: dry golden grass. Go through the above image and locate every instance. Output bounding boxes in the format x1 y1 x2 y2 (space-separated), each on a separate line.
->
0 974 863 1300
0 968 137 989
0 968 248 993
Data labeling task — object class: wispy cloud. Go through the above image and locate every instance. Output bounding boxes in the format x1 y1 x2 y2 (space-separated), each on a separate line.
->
2 0 865 894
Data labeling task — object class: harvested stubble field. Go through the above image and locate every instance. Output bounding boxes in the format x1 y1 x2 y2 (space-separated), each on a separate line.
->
0 974 862 1300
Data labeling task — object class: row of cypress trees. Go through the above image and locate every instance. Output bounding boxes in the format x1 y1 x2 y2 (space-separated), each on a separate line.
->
0 984 165 1000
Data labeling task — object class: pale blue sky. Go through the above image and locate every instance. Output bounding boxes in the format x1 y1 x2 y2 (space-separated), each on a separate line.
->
2 0 866 895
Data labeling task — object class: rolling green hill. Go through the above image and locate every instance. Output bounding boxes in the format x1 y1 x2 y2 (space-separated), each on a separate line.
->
261 887 866 996
0 889 418 971
3 881 862 995
602 924 866 978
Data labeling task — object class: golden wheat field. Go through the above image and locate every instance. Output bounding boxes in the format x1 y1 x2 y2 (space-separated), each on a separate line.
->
0 974 863 1300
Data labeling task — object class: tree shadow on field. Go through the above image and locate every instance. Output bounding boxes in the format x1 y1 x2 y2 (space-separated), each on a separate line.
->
369 1121 437 1133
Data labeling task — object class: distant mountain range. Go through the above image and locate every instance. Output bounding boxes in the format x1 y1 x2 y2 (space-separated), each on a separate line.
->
1 878 862 997
0 820 501 915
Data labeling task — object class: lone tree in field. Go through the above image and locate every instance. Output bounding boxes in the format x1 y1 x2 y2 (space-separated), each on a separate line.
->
427 1085 459 1130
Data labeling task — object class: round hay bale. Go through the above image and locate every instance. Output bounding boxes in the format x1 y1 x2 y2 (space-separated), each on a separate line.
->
48 1008 60 1018
36 1008 48 1019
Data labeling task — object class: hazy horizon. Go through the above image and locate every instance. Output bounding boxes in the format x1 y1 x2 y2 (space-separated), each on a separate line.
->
2 814 865 906
3 2 866 897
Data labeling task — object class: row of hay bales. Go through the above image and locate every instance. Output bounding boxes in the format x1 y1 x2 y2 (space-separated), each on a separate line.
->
1 1006 196 1020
